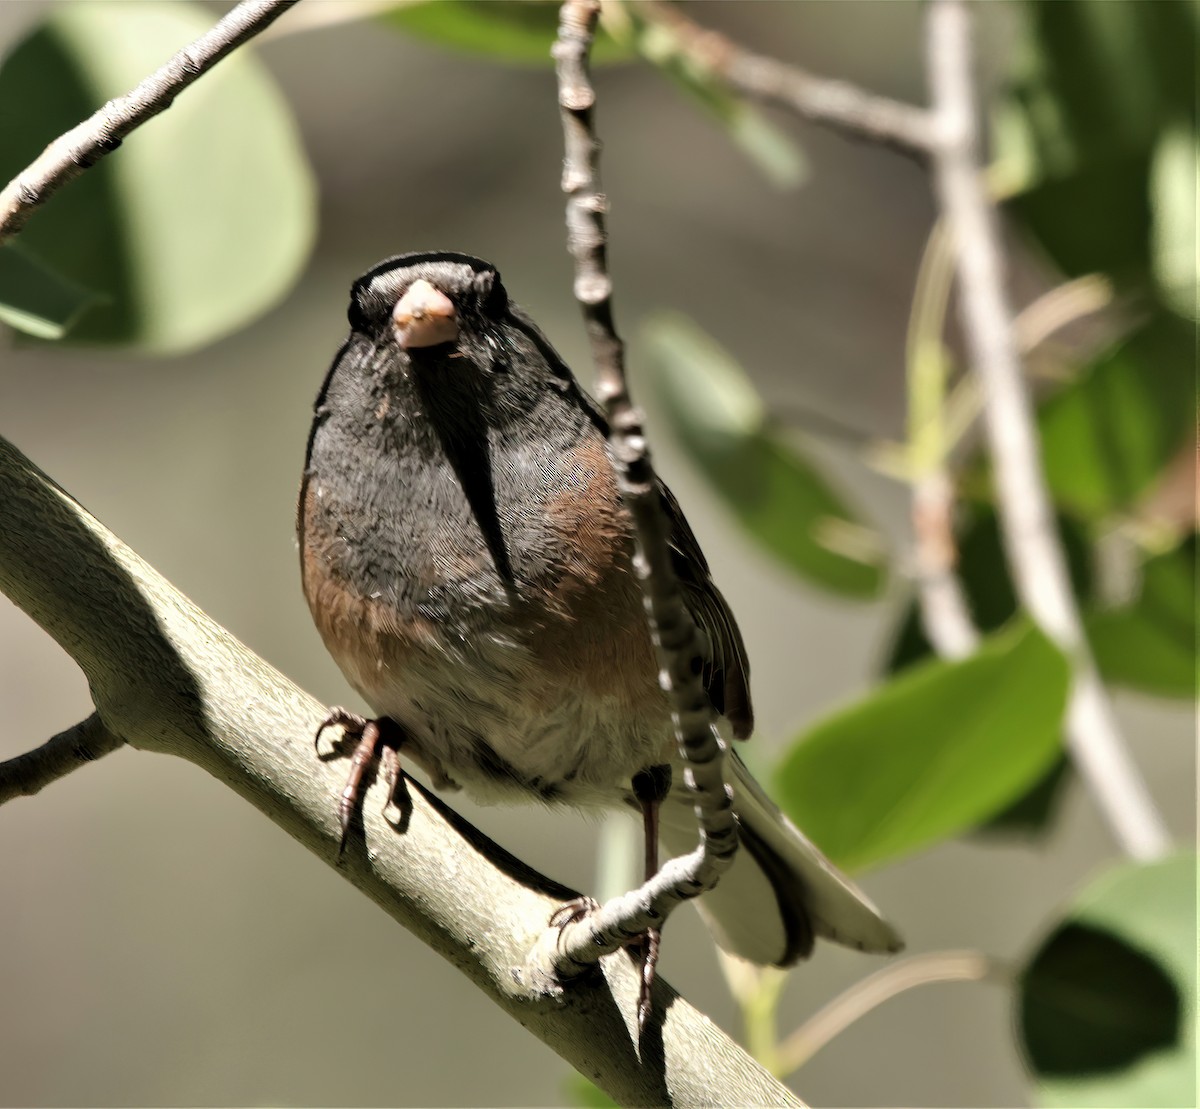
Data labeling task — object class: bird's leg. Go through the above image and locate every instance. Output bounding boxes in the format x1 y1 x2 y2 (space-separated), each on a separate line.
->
314 708 406 859
631 764 672 1035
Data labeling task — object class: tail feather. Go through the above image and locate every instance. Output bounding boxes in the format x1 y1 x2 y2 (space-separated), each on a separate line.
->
659 752 903 966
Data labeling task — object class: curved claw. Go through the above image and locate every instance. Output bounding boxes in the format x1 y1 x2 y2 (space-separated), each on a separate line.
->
313 706 368 758
549 896 601 931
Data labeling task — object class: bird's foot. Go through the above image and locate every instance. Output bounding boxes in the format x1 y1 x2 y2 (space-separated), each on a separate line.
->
314 708 406 859
549 896 660 1036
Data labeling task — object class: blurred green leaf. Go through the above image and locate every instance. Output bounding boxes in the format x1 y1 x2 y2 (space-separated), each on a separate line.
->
0 1 315 354
1018 854 1197 1107
1036 315 1194 521
384 0 627 66
644 313 885 598
981 755 1071 838
776 622 1069 871
883 507 1090 838
995 0 1195 188
994 0 1196 291
1087 536 1196 699
1150 125 1198 321
1006 151 1154 285
565 1074 617 1108
0 242 100 340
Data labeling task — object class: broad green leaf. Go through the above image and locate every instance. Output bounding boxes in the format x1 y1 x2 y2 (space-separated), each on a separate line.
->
643 313 885 598
980 756 1071 837
1037 315 1194 521
1018 854 1197 1107
994 1 1195 292
384 0 627 66
775 622 1070 871
1087 536 1196 699
0 2 315 353
1150 125 1198 321
882 507 1090 838
1006 150 1154 285
565 1075 617 1108
0 242 101 340
994 0 1195 190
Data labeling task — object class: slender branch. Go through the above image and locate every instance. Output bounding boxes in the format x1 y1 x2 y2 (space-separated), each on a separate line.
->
925 0 1170 860
546 0 739 976
776 950 1005 1076
940 274 1118 461
0 433 801 1108
907 220 979 658
635 0 935 157
0 0 299 243
0 712 124 803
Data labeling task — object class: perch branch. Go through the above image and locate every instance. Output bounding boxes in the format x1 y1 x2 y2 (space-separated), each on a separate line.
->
0 0 299 243
546 0 739 977
0 712 123 803
636 0 935 157
925 0 1170 860
0 433 802 1108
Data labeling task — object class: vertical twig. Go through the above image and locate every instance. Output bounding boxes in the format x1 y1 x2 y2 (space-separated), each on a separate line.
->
907 220 980 658
545 0 739 973
926 0 1170 860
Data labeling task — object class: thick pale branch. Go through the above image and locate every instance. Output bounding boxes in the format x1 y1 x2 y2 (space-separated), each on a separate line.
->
637 0 934 157
925 0 1169 860
0 434 800 1107
0 0 298 243
549 0 738 975
0 712 123 803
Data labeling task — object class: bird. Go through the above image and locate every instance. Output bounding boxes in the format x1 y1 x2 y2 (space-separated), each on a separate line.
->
298 250 902 1000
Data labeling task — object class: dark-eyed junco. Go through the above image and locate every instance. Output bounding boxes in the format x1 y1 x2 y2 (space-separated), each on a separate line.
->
299 251 901 971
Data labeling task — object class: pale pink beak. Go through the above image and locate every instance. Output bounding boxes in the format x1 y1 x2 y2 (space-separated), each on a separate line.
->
392 279 459 349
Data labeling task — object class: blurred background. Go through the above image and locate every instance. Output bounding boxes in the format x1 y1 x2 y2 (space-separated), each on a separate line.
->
0 2 1193 1106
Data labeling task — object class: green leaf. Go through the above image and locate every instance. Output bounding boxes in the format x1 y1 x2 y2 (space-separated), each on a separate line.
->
1037 315 1194 521
775 622 1070 871
1150 124 1199 321
0 1 315 354
882 508 1091 838
0 242 101 340
993 1 1196 292
1087 536 1196 699
994 0 1195 189
383 0 627 66
565 1074 617 1108
1018 854 1197 1107
643 313 885 598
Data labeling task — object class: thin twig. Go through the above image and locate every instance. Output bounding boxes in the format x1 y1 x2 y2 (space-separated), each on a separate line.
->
907 220 979 658
0 712 124 804
925 0 1170 860
0 0 299 243
940 274 1118 460
635 0 935 157
546 0 738 977
776 950 1005 1076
